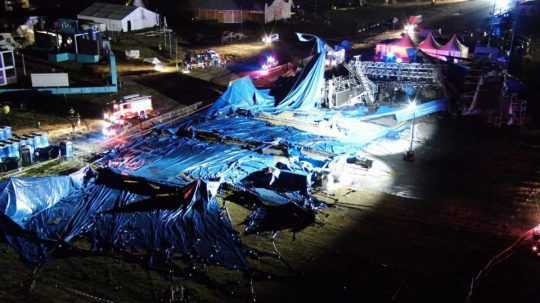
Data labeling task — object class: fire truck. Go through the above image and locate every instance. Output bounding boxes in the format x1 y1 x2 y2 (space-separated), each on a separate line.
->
103 94 153 124
102 95 154 136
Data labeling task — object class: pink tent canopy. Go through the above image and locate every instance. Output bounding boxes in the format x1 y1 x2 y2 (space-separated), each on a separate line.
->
437 34 469 59
417 32 444 59
418 32 441 51
375 34 416 62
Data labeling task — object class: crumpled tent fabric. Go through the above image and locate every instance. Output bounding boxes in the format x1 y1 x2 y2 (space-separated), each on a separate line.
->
206 77 275 118
239 167 325 234
207 33 327 116
1 32 449 271
102 136 277 186
274 33 326 111
181 115 365 155
0 175 82 224
0 171 247 270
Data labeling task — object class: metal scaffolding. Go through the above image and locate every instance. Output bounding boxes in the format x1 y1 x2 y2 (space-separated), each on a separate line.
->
341 56 378 104
348 59 441 85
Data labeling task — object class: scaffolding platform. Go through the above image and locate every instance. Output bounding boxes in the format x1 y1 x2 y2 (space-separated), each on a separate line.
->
348 59 441 85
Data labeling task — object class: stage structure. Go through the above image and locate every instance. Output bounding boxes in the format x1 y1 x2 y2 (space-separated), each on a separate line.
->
354 61 440 85
323 57 441 108
324 57 378 108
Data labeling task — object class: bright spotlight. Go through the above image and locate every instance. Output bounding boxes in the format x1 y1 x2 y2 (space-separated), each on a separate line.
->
493 0 513 15
267 56 276 65
262 33 279 44
153 63 166 72
404 24 416 36
407 100 417 112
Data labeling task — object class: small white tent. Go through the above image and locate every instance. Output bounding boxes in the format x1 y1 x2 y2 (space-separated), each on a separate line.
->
78 2 160 32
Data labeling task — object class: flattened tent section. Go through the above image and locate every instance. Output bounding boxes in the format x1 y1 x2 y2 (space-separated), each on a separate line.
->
0 170 247 270
375 34 416 62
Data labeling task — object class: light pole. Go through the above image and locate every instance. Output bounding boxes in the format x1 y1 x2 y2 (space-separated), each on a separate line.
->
404 100 416 161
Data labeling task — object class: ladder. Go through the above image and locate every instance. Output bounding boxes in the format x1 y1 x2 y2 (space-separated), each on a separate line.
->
344 59 377 104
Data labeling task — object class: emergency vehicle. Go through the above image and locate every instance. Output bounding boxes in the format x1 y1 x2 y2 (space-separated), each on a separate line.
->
103 94 153 124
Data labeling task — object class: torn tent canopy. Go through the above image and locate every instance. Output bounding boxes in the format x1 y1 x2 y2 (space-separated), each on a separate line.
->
101 136 277 187
239 167 326 233
0 170 248 270
206 33 327 117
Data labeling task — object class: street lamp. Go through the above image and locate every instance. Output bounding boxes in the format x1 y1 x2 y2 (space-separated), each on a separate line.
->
404 99 417 162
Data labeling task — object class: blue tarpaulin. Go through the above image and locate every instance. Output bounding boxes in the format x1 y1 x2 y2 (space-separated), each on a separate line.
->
0 32 448 270
0 171 247 270
101 136 277 187
207 33 327 116
275 33 326 111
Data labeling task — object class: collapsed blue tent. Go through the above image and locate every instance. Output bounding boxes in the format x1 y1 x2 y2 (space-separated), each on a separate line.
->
1 32 449 271
207 33 327 117
101 136 277 186
274 33 326 111
0 169 247 270
206 77 275 117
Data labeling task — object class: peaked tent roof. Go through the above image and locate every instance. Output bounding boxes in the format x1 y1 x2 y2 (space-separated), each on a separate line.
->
418 32 441 50
391 34 415 48
79 2 140 20
440 34 463 51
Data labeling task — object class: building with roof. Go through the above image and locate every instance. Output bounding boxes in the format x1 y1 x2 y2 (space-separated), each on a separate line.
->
0 48 16 86
77 2 160 32
190 0 293 24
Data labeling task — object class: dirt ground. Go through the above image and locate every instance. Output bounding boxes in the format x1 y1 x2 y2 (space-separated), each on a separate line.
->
2 117 540 303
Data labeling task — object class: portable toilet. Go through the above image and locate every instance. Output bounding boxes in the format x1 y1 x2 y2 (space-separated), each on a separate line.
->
28 133 40 149
41 133 49 148
20 145 33 166
4 126 12 140
0 126 12 141
31 132 42 148
13 135 27 147
0 143 7 159
22 134 35 149
7 139 20 158
32 132 49 148
60 141 73 158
